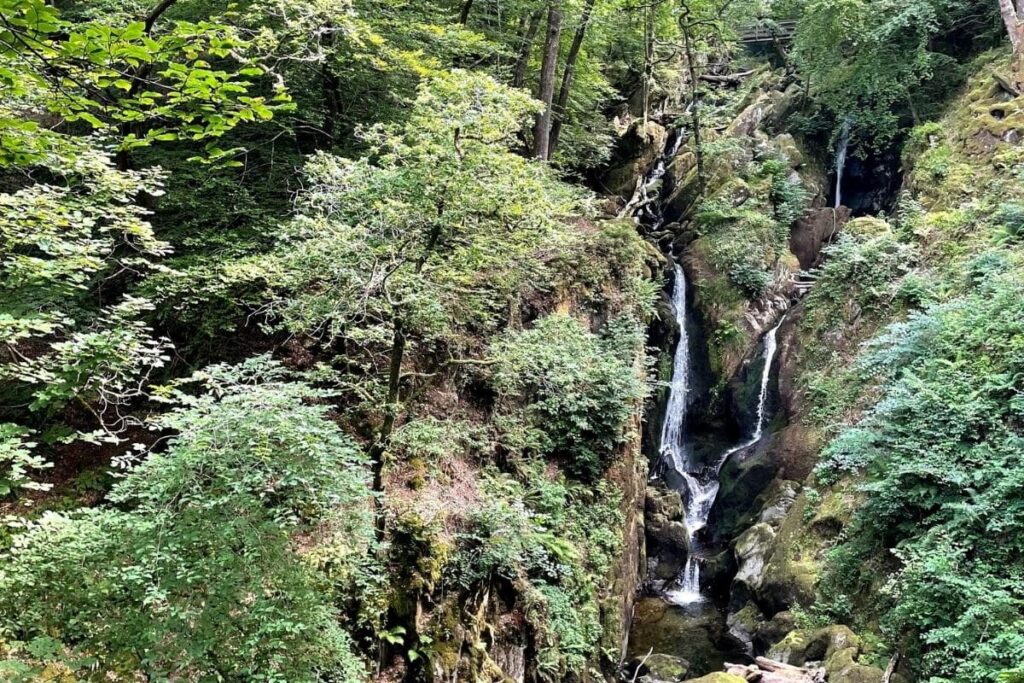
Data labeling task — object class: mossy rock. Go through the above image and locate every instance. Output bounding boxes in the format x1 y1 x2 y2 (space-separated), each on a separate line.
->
682 673 747 683
844 217 892 238
774 133 805 168
768 625 861 666
733 523 776 595
824 646 885 683
758 490 822 613
641 653 691 682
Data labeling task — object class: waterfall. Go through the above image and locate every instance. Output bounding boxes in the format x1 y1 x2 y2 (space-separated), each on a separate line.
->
834 119 851 208
659 264 690 475
665 315 787 606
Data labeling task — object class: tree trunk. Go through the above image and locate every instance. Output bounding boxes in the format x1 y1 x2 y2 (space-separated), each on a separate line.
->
458 0 474 25
680 11 706 194
548 0 597 156
512 10 543 89
533 1 563 160
1000 0 1024 85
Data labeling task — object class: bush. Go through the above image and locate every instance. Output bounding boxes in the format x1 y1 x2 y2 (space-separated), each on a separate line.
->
815 265 1024 682
0 358 375 681
489 315 645 481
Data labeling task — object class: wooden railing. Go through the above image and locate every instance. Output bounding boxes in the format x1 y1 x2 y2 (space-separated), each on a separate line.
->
738 20 797 44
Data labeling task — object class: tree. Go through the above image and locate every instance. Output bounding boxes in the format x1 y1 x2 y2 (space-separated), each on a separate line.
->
533 0 564 159
549 0 598 155
258 70 587 500
0 358 375 680
999 0 1024 83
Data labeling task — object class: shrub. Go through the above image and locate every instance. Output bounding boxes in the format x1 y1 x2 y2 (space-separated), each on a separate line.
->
489 315 645 481
0 358 375 681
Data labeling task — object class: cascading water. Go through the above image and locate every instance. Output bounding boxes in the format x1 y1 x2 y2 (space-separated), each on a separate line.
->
834 119 852 208
663 315 787 606
659 263 691 476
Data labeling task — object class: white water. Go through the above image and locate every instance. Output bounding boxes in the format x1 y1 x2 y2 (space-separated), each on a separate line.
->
664 315 787 606
659 264 690 475
834 119 851 208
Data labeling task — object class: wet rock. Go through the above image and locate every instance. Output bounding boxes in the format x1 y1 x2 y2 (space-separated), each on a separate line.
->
703 548 738 598
649 517 690 549
726 602 765 656
647 487 685 521
651 553 684 582
755 610 796 653
733 523 776 597
710 451 777 544
639 653 692 682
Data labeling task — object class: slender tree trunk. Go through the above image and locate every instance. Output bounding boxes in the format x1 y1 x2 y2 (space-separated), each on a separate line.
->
680 12 706 194
1000 0 1024 85
548 0 597 155
513 10 543 89
367 217 445 531
458 0 474 25
320 28 341 147
533 1 563 160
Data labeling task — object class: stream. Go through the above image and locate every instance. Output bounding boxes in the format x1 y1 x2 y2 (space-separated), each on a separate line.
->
623 124 790 678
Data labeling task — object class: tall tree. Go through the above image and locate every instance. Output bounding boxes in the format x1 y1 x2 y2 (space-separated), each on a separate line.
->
533 0 563 159
549 0 598 155
999 0 1024 82
513 9 544 89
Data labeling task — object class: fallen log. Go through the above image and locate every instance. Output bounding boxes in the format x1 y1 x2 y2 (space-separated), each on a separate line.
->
699 69 755 86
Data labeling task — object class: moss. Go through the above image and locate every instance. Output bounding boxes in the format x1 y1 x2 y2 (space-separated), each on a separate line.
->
683 673 747 683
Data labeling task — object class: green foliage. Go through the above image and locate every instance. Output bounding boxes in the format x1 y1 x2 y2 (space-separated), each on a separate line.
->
0 0 288 159
791 0 992 145
0 358 375 681
0 424 48 496
264 70 586 346
490 314 645 481
694 156 807 298
449 462 622 681
816 261 1024 682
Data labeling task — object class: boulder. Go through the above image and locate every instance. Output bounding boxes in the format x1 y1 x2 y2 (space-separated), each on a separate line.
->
755 610 796 653
733 523 776 597
790 207 850 270
647 487 685 521
759 491 822 614
649 517 690 550
768 626 862 667
757 480 801 528
726 601 765 656
683 674 748 683
775 133 805 168
640 653 691 683
823 647 884 683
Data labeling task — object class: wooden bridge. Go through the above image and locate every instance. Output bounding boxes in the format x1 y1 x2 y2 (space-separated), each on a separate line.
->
738 20 797 44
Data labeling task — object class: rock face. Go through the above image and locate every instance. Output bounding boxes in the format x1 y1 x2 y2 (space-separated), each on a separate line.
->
733 523 776 601
603 120 669 198
790 206 851 270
